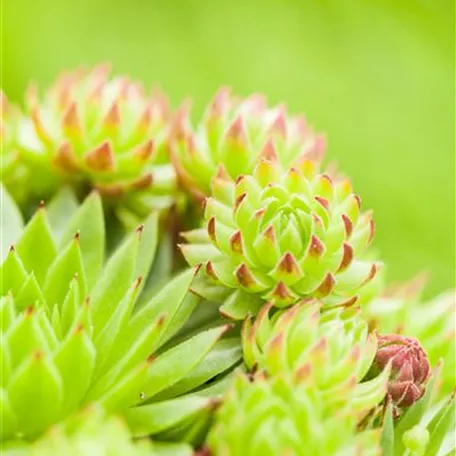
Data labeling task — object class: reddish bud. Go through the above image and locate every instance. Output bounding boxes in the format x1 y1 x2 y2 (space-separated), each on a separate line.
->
373 334 430 409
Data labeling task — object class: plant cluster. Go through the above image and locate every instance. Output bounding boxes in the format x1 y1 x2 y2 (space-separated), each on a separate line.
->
1 67 454 455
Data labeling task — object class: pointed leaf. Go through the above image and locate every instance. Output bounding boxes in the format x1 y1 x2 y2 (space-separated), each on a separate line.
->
15 273 46 312
125 395 211 437
93 278 142 377
141 325 231 399
43 237 87 309
96 358 152 412
90 229 140 334
0 185 23 261
155 338 242 400
115 269 195 358
61 192 105 289
8 352 63 438
134 212 158 291
47 187 79 242
0 248 27 296
380 402 395 456
16 208 57 284
53 325 96 415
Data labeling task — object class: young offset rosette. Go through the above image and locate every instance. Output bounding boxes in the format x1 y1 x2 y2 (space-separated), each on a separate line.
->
244 300 377 381
206 373 384 456
5 65 176 219
181 157 379 318
371 334 430 413
170 87 326 201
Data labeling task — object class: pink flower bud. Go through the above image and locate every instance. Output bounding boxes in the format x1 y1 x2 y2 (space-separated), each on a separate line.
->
374 334 430 408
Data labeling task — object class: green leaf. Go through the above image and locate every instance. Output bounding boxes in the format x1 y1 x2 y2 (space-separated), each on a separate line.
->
16 207 57 284
0 389 17 440
43 236 87 309
87 313 165 401
380 402 395 456
60 192 105 290
137 231 174 309
53 325 96 415
7 351 63 438
141 325 230 400
113 269 196 360
60 276 81 335
0 184 23 261
134 211 158 292
96 358 152 412
0 247 27 296
0 294 16 333
426 396 456 456
47 187 79 242
125 395 211 437
6 308 53 369
158 293 200 347
93 278 142 378
15 273 46 312
220 290 263 320
90 229 140 334
155 338 242 400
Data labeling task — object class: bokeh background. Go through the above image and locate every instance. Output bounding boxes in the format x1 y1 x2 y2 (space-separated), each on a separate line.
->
2 0 454 294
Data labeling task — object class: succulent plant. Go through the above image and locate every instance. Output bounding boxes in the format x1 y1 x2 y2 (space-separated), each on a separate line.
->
369 334 430 416
241 300 387 410
2 406 193 456
170 88 326 201
365 277 455 396
0 187 241 445
207 373 386 456
182 157 379 319
379 366 455 456
1 66 177 221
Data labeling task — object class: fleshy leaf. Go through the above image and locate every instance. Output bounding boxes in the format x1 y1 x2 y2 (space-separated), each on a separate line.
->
125 395 212 437
60 191 105 290
16 207 57 285
140 325 231 400
7 352 63 438
0 185 23 262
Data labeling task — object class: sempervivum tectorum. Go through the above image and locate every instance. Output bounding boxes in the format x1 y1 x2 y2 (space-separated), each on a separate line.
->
241 300 385 411
9 65 176 219
0 188 240 444
169 87 326 201
206 373 385 456
181 157 379 319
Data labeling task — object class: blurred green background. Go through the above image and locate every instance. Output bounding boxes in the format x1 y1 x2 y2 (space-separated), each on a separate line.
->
2 0 454 294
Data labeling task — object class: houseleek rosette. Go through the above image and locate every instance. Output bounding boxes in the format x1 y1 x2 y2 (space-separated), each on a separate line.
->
2 66 177 219
241 300 386 411
0 187 241 446
365 277 455 396
181 157 379 319
170 87 326 201
206 373 386 456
